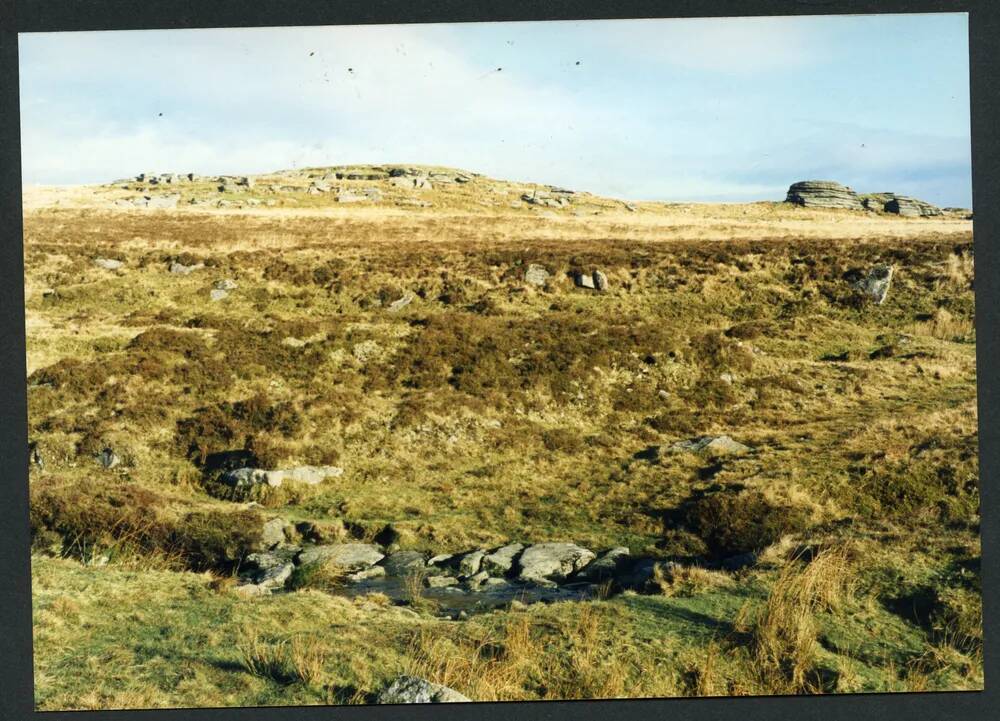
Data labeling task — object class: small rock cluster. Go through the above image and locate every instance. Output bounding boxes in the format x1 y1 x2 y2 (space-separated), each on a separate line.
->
235 535 659 598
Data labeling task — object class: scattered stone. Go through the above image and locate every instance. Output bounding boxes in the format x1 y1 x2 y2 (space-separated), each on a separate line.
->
481 543 524 575
96 448 120 469
94 258 124 270
298 543 385 571
623 202 637 212
387 293 414 313
351 340 383 363
848 264 894 305
574 270 608 291
214 279 238 291
169 261 203 274
517 543 596 584
524 264 550 287
667 435 751 456
785 180 863 210
209 289 229 302
376 675 470 704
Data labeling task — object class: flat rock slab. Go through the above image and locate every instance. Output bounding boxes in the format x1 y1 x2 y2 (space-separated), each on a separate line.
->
377 675 470 704
298 543 385 571
517 543 596 583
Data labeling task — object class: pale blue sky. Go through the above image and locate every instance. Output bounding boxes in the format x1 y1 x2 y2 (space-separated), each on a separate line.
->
18 13 972 206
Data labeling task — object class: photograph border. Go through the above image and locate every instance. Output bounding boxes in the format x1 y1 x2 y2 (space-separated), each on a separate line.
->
1 1 996 720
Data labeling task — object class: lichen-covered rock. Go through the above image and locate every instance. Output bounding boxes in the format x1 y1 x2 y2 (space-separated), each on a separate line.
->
576 547 631 582
376 675 470 704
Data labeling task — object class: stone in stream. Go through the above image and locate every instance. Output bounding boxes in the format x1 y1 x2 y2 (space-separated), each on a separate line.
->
297 543 384 571
516 543 596 584
376 675 470 704
424 575 459 589
380 551 427 577
481 543 524 575
457 550 486 577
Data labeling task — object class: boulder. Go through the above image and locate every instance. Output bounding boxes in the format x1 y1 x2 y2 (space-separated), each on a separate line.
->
666 435 751 456
848 264 893 305
517 543 596 584
376 675 470 704
593 270 609 291
243 550 296 589
457 550 486 577
96 448 120 469
482 543 524 575
616 558 658 590
524 264 550 287
575 547 631 582
380 551 427 577
260 517 289 549
94 258 124 270
785 181 863 210
297 543 385 571
169 261 203 275
347 565 387 583
574 272 596 290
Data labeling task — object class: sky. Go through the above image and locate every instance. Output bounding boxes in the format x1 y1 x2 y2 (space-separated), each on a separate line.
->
18 13 973 206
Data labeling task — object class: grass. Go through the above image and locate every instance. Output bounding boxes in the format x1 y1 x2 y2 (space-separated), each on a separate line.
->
23 169 980 708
